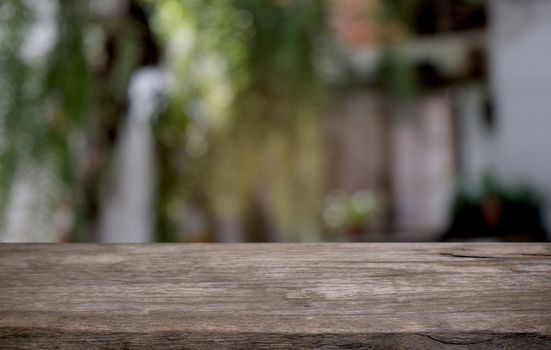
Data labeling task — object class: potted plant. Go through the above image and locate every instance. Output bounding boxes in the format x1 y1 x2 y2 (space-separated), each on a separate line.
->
324 190 379 241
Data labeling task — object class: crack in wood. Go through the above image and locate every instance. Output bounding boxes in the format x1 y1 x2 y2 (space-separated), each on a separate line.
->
439 252 497 259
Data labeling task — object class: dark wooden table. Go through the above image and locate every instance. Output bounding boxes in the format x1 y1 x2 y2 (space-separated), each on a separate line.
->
0 243 550 349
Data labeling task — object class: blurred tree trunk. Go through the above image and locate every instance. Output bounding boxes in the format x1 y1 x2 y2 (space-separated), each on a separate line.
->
73 0 160 241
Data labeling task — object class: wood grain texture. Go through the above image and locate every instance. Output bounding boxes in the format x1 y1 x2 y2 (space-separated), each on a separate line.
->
0 243 550 349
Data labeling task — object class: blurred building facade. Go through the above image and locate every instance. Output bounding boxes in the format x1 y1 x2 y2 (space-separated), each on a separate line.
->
325 0 550 241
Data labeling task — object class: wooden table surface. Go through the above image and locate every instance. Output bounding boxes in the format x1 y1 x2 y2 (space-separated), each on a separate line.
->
0 243 550 349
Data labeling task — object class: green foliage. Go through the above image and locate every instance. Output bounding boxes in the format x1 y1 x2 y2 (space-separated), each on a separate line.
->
0 1 44 215
0 0 153 240
376 0 418 102
0 0 93 238
152 0 328 241
378 0 418 27
378 48 416 101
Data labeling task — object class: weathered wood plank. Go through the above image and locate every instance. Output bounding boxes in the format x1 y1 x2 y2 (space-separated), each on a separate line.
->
0 243 550 349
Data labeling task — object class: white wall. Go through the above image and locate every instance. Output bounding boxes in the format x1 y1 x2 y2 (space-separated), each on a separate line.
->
490 0 551 233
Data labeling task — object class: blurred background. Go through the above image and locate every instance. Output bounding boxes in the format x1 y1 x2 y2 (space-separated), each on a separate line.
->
0 0 549 243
